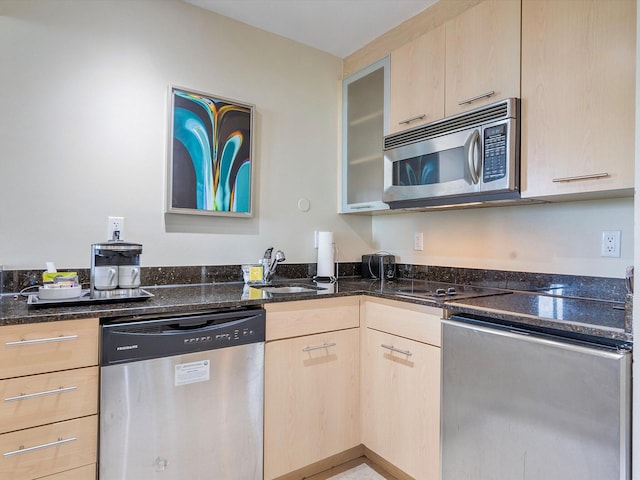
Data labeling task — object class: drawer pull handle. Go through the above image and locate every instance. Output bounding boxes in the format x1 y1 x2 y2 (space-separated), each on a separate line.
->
4 437 77 457
302 342 337 352
552 173 610 183
4 386 77 402
381 344 412 356
5 334 78 347
458 90 495 106
398 114 426 125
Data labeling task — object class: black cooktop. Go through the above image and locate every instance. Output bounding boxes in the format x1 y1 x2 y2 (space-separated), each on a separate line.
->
383 280 507 302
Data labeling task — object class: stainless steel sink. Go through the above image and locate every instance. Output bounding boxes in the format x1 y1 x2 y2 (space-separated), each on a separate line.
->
252 284 325 294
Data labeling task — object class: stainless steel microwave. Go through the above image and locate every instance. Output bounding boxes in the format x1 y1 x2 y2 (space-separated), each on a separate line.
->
382 98 520 209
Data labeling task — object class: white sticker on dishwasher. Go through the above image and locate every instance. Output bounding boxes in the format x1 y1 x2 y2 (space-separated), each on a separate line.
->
175 360 210 386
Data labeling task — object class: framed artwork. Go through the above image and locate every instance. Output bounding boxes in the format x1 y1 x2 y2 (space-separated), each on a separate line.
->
167 86 254 216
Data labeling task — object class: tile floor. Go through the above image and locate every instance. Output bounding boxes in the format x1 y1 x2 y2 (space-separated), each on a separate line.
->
306 457 397 480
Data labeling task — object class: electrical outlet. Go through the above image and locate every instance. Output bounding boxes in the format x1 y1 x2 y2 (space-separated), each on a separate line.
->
108 216 125 241
601 230 621 258
414 232 424 251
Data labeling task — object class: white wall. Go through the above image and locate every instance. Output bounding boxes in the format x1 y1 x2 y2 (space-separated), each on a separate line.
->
0 0 634 280
372 197 634 278
0 0 372 269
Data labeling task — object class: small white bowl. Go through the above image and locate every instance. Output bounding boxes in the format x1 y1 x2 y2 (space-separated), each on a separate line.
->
38 285 82 300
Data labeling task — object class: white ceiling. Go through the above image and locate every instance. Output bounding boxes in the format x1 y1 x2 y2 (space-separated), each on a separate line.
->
183 0 438 58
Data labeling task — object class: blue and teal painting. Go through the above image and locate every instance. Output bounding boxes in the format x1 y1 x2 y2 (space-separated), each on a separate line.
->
171 88 252 214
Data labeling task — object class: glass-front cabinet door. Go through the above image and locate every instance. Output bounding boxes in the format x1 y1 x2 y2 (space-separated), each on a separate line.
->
341 56 389 213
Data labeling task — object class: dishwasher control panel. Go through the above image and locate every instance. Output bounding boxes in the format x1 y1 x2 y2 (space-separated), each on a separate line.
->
101 308 266 365
183 326 259 346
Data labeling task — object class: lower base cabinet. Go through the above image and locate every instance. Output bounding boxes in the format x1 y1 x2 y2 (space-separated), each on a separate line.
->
264 296 442 479
362 329 440 479
0 318 99 480
361 298 442 480
264 298 361 480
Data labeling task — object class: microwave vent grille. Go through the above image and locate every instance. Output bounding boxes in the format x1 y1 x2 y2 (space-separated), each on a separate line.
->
384 99 513 150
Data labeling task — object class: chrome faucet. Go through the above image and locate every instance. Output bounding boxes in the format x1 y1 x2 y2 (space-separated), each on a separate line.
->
262 247 285 283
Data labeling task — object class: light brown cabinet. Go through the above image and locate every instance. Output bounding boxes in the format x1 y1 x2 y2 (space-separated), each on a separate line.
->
444 0 521 116
521 0 636 199
264 297 361 479
0 318 99 480
39 464 97 480
0 366 98 434
0 318 99 379
0 416 97 480
361 298 441 480
389 0 520 132
389 25 445 133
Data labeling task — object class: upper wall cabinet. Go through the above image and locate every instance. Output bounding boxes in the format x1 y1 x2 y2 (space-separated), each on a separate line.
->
521 0 636 200
444 0 521 116
389 25 445 134
341 56 390 213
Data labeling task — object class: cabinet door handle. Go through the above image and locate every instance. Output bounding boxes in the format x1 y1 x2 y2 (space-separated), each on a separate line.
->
302 342 337 352
458 90 495 106
552 173 610 183
5 334 78 347
398 114 426 125
350 205 373 210
4 386 77 402
4 437 77 457
381 344 412 356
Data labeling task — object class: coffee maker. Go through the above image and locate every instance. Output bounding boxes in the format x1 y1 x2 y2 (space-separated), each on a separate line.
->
90 242 143 299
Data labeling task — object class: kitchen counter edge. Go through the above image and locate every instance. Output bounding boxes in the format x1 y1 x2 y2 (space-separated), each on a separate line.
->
0 280 630 342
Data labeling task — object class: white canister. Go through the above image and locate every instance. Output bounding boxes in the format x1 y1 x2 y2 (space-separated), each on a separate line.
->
118 265 141 289
94 266 118 290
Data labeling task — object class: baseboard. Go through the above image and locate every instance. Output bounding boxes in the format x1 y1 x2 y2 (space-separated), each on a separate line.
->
273 445 365 480
363 446 414 480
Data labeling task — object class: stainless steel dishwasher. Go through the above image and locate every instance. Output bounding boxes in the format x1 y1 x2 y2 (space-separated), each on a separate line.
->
442 316 631 480
99 308 265 480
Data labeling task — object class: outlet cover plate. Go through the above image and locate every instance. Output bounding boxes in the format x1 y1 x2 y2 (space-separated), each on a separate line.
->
414 232 424 251
601 230 621 258
108 216 125 242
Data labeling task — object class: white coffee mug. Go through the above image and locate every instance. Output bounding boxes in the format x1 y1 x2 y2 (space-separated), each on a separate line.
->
94 266 118 290
118 265 140 288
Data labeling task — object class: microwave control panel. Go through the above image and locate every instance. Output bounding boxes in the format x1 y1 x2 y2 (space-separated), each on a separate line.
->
483 124 507 182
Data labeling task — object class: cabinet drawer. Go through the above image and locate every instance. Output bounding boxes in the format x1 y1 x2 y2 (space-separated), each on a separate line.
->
0 415 97 480
0 319 99 379
265 296 360 340
362 297 442 346
39 463 96 480
0 366 98 434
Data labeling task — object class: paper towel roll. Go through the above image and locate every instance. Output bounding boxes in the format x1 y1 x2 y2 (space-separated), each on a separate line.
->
316 231 334 279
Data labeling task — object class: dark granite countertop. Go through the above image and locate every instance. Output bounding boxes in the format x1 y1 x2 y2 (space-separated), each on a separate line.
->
0 280 372 325
444 291 629 342
0 277 631 342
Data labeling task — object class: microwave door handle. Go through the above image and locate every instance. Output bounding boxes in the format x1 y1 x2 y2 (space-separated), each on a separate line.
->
464 129 481 184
